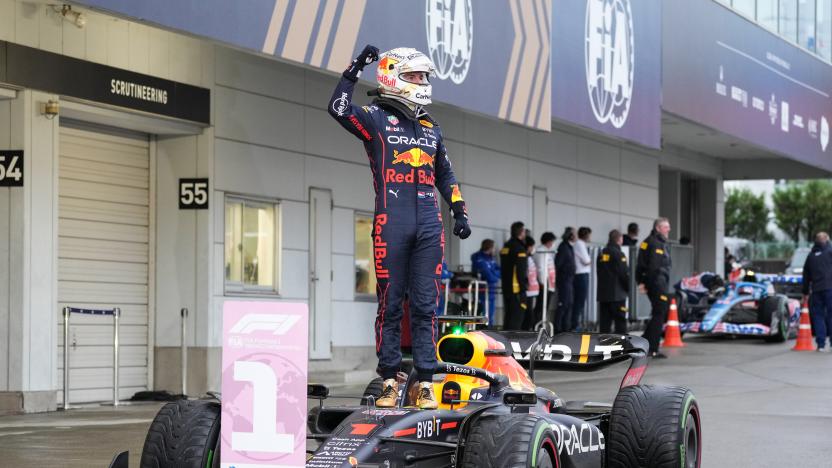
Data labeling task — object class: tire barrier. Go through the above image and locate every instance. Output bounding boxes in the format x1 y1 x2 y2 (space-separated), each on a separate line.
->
62 306 121 409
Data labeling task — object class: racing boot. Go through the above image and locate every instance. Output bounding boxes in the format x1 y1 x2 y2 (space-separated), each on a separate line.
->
375 379 399 408
416 382 438 409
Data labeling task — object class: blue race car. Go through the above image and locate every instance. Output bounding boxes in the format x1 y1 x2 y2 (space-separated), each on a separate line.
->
675 273 800 342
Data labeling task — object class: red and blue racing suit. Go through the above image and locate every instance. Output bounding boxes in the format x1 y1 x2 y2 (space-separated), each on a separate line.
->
328 75 466 382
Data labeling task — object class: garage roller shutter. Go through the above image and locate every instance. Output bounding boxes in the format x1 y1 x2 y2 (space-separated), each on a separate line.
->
58 125 150 404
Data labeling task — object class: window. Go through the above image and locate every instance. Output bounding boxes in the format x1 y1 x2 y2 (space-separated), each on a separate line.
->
780 0 799 42
819 0 832 60
798 0 817 50
758 0 780 31
225 196 280 293
354 214 377 297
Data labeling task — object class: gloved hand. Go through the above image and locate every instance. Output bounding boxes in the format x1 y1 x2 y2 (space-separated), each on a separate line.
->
453 215 471 239
343 44 380 81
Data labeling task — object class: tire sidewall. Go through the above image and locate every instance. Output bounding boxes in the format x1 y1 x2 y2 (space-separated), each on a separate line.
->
528 418 558 468
680 392 701 468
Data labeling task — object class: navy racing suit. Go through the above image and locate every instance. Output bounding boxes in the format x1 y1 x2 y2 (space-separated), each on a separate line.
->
328 75 467 382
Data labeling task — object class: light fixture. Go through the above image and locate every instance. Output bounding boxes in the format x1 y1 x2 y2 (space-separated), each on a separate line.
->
53 4 86 28
44 100 59 119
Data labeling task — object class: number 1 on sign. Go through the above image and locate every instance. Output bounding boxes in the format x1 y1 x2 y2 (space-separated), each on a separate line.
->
231 360 293 453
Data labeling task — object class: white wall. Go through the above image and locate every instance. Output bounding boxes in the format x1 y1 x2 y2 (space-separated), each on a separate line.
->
0 90 59 393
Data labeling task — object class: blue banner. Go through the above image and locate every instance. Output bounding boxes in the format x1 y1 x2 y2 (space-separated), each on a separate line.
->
551 0 661 149
663 0 832 171
72 0 552 130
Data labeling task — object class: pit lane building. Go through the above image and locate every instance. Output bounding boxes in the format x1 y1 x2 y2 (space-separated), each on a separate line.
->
0 0 830 412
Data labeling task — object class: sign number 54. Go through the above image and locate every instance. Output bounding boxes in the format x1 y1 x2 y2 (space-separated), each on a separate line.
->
179 178 209 209
0 151 24 187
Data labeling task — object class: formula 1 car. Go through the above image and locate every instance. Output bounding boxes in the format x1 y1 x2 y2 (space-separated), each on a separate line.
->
124 316 701 468
675 273 801 341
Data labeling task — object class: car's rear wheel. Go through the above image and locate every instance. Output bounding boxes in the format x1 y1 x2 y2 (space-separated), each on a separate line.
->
140 400 221 468
462 414 558 468
607 385 700 468
760 296 788 342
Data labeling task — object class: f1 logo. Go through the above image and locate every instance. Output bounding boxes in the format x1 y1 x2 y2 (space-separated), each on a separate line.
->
230 314 301 335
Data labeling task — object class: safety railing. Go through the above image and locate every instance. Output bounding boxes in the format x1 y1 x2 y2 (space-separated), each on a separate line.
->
62 306 121 409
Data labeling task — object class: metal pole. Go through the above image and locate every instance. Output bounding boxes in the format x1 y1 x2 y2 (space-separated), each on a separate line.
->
181 308 188 396
542 252 549 324
113 307 120 407
63 307 70 410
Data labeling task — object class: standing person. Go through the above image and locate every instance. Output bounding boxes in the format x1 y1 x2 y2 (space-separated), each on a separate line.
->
523 236 540 330
597 230 630 334
534 232 557 328
623 222 640 246
471 239 501 326
329 45 471 409
572 227 593 332
802 232 832 352
637 218 672 359
500 222 528 330
555 227 576 332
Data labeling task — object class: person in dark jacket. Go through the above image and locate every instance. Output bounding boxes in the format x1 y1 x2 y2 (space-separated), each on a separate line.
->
597 230 630 334
471 239 501 326
500 222 528 330
555 227 576 333
802 232 832 352
636 218 672 358
622 222 640 246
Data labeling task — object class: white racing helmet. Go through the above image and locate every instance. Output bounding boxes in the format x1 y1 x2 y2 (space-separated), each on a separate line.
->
376 48 436 106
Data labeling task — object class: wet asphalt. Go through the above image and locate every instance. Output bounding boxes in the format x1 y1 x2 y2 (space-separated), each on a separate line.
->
0 335 830 467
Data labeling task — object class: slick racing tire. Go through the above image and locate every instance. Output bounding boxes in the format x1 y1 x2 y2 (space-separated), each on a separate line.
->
462 414 559 468
607 385 701 468
359 377 384 406
760 296 788 343
140 400 221 468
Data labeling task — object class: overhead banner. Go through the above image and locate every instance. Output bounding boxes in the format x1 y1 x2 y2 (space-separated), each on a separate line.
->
551 0 661 148
663 0 832 171
72 0 552 130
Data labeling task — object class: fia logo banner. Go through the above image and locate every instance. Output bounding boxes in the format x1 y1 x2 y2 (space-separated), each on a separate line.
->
426 0 473 84
585 0 634 129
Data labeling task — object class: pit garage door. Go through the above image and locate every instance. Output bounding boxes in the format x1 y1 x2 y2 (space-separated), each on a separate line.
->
58 125 151 404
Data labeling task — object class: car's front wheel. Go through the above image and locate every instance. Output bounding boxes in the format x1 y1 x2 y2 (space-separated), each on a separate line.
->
461 414 558 468
140 400 221 468
607 385 701 468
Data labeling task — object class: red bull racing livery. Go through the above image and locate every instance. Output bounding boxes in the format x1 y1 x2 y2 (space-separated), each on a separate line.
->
328 73 467 382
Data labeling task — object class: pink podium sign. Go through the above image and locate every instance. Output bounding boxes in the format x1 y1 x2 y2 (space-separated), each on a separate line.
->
221 301 308 468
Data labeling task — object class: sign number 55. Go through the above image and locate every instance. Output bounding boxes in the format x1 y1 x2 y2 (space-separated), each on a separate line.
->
179 178 209 209
0 151 24 187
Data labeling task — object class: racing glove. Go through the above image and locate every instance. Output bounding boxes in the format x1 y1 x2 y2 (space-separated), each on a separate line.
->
343 44 380 82
452 205 471 239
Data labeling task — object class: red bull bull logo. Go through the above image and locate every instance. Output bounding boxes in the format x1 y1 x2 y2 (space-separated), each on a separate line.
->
378 56 399 88
392 148 434 168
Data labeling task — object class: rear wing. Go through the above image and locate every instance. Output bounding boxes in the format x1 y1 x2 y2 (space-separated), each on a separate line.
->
481 330 649 388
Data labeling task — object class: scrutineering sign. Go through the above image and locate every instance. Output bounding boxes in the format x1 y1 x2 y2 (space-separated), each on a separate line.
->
221 301 308 468
0 150 23 187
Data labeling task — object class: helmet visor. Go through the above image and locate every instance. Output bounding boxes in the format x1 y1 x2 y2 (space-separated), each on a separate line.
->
399 71 431 84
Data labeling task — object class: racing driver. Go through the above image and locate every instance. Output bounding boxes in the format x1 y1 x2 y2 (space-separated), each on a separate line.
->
328 45 471 409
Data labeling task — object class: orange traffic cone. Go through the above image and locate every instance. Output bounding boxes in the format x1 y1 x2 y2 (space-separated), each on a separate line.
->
792 300 815 351
663 298 685 348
